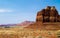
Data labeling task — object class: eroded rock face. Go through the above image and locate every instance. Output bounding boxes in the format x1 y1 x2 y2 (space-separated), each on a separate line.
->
25 6 60 30
36 6 59 23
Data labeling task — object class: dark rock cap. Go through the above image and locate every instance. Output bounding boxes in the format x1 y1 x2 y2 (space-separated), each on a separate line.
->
45 6 51 10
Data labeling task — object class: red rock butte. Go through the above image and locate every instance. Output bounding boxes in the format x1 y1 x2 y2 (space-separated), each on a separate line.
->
25 6 60 30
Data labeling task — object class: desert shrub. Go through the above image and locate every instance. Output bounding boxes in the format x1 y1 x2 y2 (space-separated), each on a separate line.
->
48 32 51 35
56 31 60 38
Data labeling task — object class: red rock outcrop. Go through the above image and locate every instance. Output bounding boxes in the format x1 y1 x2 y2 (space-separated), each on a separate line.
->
36 6 59 23
25 6 60 30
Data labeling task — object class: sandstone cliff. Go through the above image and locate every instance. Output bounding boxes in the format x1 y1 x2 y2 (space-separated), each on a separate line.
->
25 6 60 30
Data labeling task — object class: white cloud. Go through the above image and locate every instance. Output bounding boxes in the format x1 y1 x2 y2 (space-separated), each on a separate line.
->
0 9 13 13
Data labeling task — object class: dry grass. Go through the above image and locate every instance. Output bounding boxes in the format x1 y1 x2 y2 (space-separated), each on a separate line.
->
0 28 60 38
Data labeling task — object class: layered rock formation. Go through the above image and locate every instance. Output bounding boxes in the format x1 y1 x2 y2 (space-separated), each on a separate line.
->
25 6 60 30
36 6 59 23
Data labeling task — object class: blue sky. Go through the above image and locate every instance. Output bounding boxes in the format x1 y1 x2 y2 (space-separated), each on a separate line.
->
0 0 60 24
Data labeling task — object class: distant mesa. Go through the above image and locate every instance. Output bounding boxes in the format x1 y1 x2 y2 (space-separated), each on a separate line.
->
0 24 17 28
25 6 60 30
17 21 34 27
0 21 34 28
